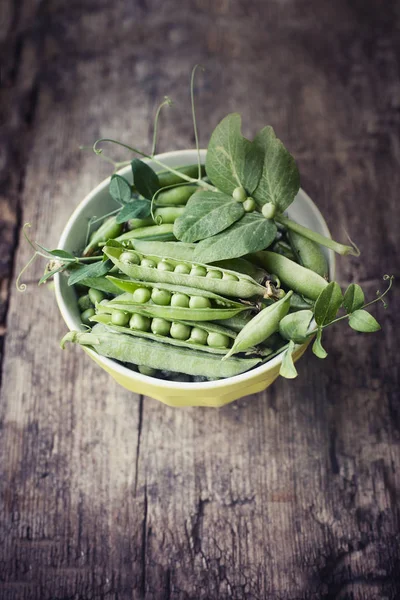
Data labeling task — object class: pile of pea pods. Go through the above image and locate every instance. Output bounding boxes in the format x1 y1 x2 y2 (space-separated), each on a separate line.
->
63 164 331 383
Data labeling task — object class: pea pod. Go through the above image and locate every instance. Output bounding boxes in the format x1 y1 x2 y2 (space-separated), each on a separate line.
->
61 324 261 378
288 231 329 278
248 251 328 301
115 224 176 245
103 246 267 299
157 165 206 188
155 185 197 206
83 217 123 256
132 240 196 261
223 291 293 359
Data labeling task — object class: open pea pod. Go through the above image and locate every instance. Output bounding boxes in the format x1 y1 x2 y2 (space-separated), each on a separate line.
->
89 314 236 355
61 324 261 379
103 245 267 299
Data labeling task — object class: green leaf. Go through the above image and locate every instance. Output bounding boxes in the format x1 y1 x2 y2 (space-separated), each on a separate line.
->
314 282 343 326
193 213 277 263
68 259 113 286
252 126 300 212
348 310 381 332
116 199 151 223
131 159 160 200
279 310 314 343
173 190 245 243
343 283 365 313
39 264 66 285
205 114 264 195
109 175 132 205
279 340 298 379
48 249 75 260
312 328 327 358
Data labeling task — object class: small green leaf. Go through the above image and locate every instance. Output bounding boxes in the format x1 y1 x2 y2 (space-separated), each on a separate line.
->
39 264 66 284
279 310 314 343
348 310 381 332
131 159 160 200
116 199 151 223
48 249 75 260
205 114 264 195
68 259 113 286
109 175 132 205
193 213 277 263
173 190 245 243
312 328 327 358
252 126 300 212
343 283 365 313
279 340 298 379
314 282 343 326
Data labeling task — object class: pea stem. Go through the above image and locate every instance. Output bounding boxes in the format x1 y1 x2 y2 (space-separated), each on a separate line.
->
276 215 360 257
93 139 216 191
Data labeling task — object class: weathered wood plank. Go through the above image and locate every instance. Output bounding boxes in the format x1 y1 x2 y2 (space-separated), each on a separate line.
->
0 0 399 599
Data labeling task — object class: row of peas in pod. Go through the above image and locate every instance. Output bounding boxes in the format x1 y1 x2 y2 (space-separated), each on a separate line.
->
64 163 331 382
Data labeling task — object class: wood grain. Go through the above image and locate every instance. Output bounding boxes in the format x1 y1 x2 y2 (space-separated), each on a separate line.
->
1 0 399 598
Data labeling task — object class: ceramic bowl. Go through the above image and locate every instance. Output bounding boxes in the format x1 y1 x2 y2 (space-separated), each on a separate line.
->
55 150 335 407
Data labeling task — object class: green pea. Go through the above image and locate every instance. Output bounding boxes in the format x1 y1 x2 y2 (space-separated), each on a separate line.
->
174 263 191 274
190 265 207 277
88 288 105 305
243 197 256 212
138 365 157 377
132 287 151 304
157 259 174 272
129 314 151 331
206 270 223 279
189 296 211 309
151 318 171 336
141 258 157 268
78 295 93 312
120 251 141 265
232 186 247 202
171 293 190 308
207 332 231 348
83 216 122 256
190 327 208 345
170 322 191 340
81 308 95 325
262 202 277 219
111 310 130 326
151 288 172 306
222 272 239 281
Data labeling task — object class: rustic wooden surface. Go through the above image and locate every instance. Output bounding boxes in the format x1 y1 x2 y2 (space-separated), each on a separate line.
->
1 0 399 598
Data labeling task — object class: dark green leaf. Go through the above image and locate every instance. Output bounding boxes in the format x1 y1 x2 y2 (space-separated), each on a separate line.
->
39 264 66 284
48 249 75 260
116 199 151 223
109 175 132 205
252 126 300 211
193 213 277 263
68 259 113 286
279 310 314 343
314 282 343 326
279 340 298 378
205 114 263 195
173 190 245 243
348 310 381 332
131 159 160 200
312 328 327 358
343 283 365 313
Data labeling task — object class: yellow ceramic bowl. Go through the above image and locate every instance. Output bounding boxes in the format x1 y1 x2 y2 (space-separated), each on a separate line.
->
55 150 335 407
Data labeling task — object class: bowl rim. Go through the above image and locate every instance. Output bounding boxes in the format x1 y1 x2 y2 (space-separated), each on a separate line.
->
54 149 335 391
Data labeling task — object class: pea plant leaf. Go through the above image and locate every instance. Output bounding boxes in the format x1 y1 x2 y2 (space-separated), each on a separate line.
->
173 190 245 243
279 310 314 343
48 249 75 260
68 259 113 286
131 159 160 200
193 213 277 263
205 113 264 195
314 282 343 326
116 198 151 223
348 310 381 333
312 327 327 358
343 283 365 314
109 174 132 205
252 126 300 212
279 340 298 379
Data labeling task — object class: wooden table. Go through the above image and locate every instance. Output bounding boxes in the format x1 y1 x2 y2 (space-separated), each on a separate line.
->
1 1 399 598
